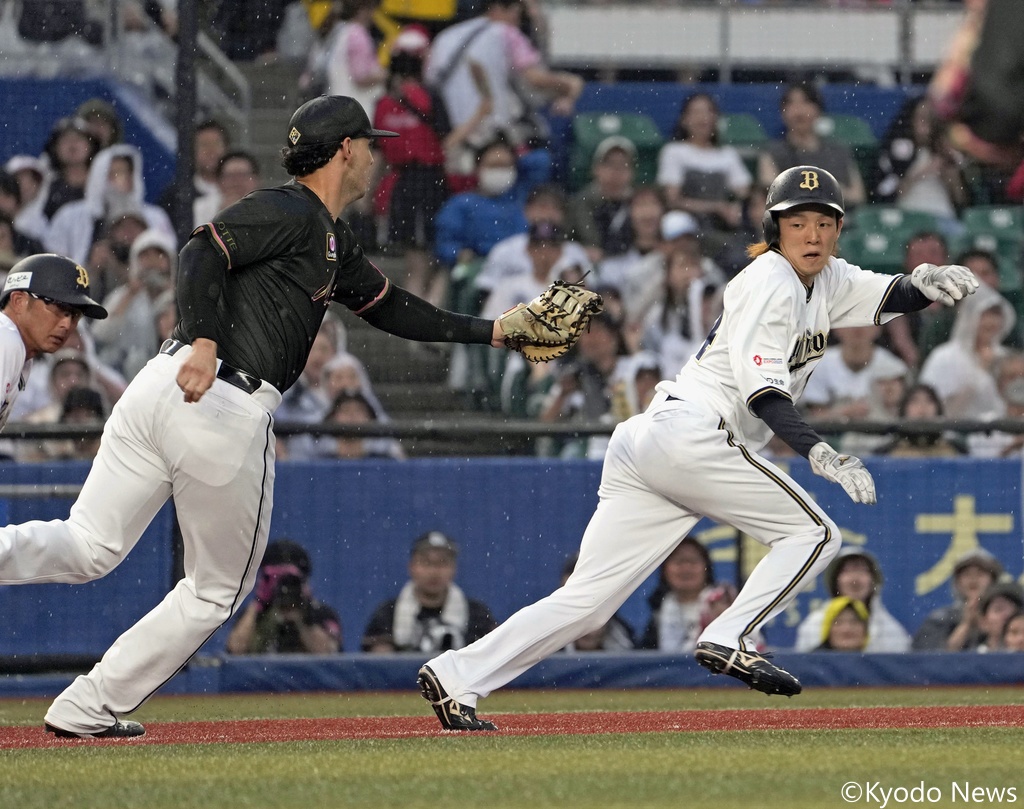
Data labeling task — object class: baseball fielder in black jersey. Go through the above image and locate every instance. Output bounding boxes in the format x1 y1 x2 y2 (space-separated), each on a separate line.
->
0 95 502 739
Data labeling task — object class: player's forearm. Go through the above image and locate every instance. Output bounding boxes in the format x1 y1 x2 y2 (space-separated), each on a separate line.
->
880 275 931 313
360 284 494 344
750 391 823 458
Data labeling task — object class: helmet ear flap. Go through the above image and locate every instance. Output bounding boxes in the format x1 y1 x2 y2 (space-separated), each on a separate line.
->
761 210 777 246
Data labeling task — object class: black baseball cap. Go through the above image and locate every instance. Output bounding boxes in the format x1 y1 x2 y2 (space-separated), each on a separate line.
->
286 96 399 147
410 531 458 558
1 253 107 319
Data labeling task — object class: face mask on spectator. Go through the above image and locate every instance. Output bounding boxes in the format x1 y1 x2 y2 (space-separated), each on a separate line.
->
477 167 517 196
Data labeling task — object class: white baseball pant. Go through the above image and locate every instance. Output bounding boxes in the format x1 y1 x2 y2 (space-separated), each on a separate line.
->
0 349 280 733
427 396 841 706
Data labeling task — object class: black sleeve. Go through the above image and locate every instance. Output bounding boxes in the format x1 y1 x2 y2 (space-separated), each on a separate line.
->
361 600 396 651
360 285 495 344
750 390 824 458
175 233 228 342
880 274 931 313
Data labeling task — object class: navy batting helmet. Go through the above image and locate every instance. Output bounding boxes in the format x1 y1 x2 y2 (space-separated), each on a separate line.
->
1 253 107 319
761 165 844 246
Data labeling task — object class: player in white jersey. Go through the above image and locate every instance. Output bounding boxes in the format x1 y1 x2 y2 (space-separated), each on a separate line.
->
418 165 980 730
0 254 108 433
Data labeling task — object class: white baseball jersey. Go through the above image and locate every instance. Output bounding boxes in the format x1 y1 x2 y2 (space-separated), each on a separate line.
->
0 312 31 432
659 252 903 451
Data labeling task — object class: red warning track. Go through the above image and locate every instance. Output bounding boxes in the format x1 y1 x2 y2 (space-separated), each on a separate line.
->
2 705 1021 749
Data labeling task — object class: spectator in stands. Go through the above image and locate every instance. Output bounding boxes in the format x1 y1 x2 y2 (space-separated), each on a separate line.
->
226 538 342 654
559 552 635 652
159 119 230 224
638 537 714 652
879 230 950 370
1001 610 1024 652
75 98 124 151
83 209 151 304
871 94 969 235
0 215 19 272
211 0 291 62
362 531 497 653
597 185 665 292
372 25 478 306
0 174 45 260
309 388 405 460
795 547 911 653
433 133 550 275
972 581 1024 652
536 310 632 459
193 150 263 227
639 246 719 376
875 383 967 457
567 135 637 265
276 313 345 438
757 81 866 209
800 325 909 455
814 597 870 652
657 92 752 266
3 155 51 243
425 0 583 163
50 386 106 461
473 184 588 313
918 283 1015 421
17 0 102 46
912 547 1004 651
301 0 385 115
16 349 102 461
918 248 1022 362
619 210 725 334
40 116 99 221
45 144 175 265
90 229 177 380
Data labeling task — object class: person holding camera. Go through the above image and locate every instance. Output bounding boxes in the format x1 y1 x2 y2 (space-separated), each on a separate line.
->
225 539 342 655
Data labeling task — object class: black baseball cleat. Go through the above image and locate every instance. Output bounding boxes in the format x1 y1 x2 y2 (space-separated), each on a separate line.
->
694 642 802 697
45 720 146 739
417 665 497 731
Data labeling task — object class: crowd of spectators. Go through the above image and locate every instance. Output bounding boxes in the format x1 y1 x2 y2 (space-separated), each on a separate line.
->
1 0 1022 662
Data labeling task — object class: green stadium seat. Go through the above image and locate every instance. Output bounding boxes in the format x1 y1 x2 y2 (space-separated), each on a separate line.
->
718 112 768 178
816 113 878 185
961 205 1024 241
953 231 1023 292
569 112 663 192
840 229 908 275
846 205 939 237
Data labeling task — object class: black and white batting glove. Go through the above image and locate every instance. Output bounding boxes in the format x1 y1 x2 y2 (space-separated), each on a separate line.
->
808 442 877 504
910 263 980 306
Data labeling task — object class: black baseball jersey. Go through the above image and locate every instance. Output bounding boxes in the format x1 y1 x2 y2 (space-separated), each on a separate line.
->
175 181 390 392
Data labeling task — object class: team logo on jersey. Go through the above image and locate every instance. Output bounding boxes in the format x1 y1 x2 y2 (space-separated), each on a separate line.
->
799 170 819 191
289 127 301 145
326 233 337 262
789 329 827 370
75 264 89 289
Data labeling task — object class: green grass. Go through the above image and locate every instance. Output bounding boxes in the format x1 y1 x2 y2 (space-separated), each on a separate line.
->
2 688 1023 809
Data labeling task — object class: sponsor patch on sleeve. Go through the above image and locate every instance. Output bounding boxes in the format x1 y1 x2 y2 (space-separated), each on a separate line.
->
752 354 785 368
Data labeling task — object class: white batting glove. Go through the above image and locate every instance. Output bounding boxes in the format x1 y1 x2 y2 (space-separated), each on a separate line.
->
910 263 980 307
808 442 877 504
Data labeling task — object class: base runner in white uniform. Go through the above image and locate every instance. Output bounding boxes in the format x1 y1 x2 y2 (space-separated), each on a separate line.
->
418 165 980 730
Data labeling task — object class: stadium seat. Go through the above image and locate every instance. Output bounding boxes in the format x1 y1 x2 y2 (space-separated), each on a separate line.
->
718 112 768 177
953 232 1023 292
568 112 663 192
816 113 878 185
846 205 939 237
960 205 1024 241
840 229 908 275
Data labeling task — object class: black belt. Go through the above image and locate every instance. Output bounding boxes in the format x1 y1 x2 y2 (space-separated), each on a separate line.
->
159 339 262 396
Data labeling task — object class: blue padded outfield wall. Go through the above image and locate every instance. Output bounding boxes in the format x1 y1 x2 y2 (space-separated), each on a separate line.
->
0 456 1021 659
